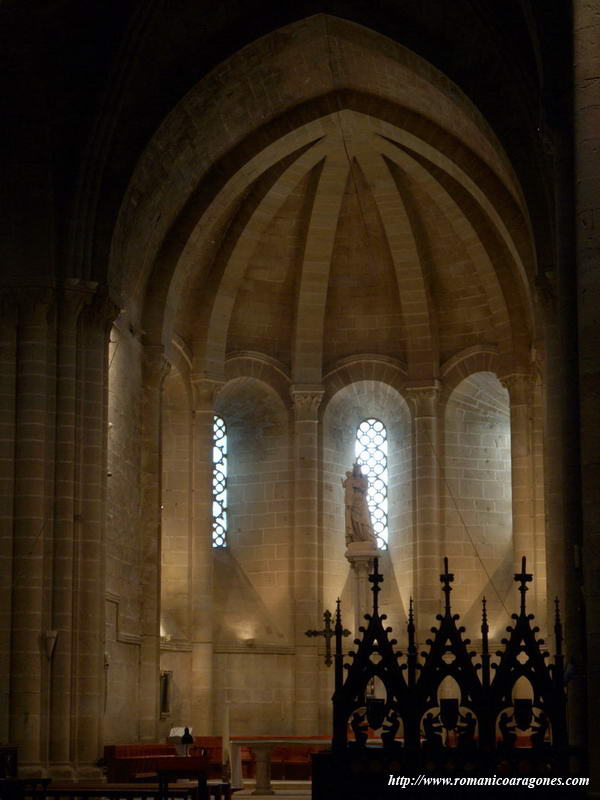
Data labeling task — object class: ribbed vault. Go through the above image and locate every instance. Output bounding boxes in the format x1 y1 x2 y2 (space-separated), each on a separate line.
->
177 109 532 385
111 14 536 388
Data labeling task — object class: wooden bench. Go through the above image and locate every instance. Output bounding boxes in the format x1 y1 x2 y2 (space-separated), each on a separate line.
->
104 750 215 782
103 746 179 783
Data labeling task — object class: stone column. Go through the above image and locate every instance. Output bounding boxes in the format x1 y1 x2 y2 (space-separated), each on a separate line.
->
73 291 117 778
250 744 275 796
139 346 171 742
540 95 586 751
0 295 17 744
190 378 222 734
345 544 379 635
9 289 54 778
49 281 95 780
290 384 324 735
406 384 441 642
500 374 537 608
574 0 600 783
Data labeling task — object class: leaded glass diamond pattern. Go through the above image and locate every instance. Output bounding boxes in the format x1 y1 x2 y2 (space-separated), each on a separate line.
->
212 415 227 547
355 418 388 550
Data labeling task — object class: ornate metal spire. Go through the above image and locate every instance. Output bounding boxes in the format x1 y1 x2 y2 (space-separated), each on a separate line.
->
481 596 489 656
514 556 533 615
407 596 417 688
407 596 416 654
480 595 491 690
369 557 384 615
554 596 563 656
334 597 345 693
440 556 454 616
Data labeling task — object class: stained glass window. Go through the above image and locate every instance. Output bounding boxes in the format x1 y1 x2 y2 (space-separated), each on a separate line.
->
212 415 227 547
355 418 388 550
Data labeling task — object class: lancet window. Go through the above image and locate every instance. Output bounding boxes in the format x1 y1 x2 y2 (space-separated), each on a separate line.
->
355 418 389 550
212 415 228 547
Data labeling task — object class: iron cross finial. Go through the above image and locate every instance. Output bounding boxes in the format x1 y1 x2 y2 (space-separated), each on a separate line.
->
369 557 384 614
440 556 454 615
514 556 533 615
306 608 349 666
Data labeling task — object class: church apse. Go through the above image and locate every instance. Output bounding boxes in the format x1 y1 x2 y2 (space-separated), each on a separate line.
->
1 0 593 780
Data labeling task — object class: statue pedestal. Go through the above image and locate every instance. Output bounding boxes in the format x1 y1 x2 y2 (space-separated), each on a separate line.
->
345 543 379 634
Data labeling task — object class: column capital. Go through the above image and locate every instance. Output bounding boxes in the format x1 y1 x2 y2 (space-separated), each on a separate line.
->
290 384 324 421
60 279 98 327
345 542 378 568
85 286 120 330
143 345 171 388
191 376 225 412
499 372 535 405
8 286 55 323
405 381 441 417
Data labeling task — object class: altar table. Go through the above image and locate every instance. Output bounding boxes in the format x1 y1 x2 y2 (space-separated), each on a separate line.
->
229 737 329 795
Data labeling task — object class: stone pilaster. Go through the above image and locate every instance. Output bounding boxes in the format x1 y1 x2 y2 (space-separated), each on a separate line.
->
542 299 587 750
49 280 96 779
406 383 441 641
574 0 600 782
73 289 118 778
190 378 223 734
530 376 547 625
500 374 537 608
0 295 18 744
9 288 54 778
139 346 171 742
539 105 586 751
290 384 324 735
345 544 379 635
1 283 116 777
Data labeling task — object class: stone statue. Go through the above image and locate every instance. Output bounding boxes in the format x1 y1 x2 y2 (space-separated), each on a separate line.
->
342 463 377 547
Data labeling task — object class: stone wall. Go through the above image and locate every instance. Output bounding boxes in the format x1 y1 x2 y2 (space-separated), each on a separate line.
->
212 652 295 736
219 378 293 638
442 372 512 635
